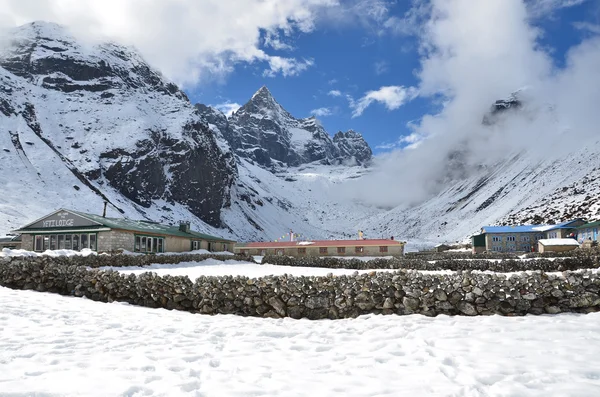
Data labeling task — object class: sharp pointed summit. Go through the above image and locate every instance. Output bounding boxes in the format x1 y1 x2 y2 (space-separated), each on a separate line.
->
196 86 373 168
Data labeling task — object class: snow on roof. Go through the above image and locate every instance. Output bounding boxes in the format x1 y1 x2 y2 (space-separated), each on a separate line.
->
482 225 546 233
538 239 580 246
238 239 403 248
533 219 584 232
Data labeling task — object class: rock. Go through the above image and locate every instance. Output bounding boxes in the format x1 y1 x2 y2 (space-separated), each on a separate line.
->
433 289 447 301
305 295 329 309
403 297 420 311
545 306 562 314
355 292 376 310
267 296 286 317
457 301 477 316
382 297 395 309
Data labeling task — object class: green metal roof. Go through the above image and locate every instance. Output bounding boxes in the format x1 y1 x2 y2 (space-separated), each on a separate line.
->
71 211 235 242
15 208 235 242
576 221 600 230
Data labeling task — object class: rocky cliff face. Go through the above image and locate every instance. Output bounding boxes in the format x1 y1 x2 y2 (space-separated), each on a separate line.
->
0 22 235 228
197 86 373 168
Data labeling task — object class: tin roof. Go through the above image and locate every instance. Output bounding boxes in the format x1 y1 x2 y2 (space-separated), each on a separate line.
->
481 225 546 233
14 208 235 242
482 219 584 234
577 221 600 229
71 210 235 242
236 239 403 249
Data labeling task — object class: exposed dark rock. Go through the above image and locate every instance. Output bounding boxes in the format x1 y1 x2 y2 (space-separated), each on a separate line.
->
196 86 373 168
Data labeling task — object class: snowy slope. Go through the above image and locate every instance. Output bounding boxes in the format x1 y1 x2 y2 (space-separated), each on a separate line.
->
0 21 236 235
222 158 381 241
359 134 600 245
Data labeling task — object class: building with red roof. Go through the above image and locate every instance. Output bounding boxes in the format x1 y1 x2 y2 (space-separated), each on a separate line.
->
234 238 405 257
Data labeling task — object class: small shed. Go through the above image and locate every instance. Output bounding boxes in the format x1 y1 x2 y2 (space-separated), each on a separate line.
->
434 244 451 252
538 238 579 253
0 235 22 250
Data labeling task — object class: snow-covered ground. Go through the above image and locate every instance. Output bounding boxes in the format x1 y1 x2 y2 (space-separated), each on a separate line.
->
0 248 98 257
100 258 597 279
2 287 600 396
101 259 393 278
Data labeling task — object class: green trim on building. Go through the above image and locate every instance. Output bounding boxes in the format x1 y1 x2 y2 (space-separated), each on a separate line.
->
576 221 600 230
472 234 486 247
14 208 235 243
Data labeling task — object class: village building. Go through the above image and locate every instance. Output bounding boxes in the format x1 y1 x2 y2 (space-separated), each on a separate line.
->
0 235 22 250
471 219 584 253
537 238 580 253
471 225 546 253
234 239 405 257
576 221 600 244
12 209 235 253
536 219 585 239
434 244 451 252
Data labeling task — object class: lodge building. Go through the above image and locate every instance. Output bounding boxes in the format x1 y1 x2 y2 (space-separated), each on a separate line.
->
471 219 585 253
12 209 235 253
234 239 405 257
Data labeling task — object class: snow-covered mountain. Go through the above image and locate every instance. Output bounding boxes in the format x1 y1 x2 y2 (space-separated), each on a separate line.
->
2 21 598 247
358 91 600 245
0 21 375 241
196 87 373 169
0 21 237 231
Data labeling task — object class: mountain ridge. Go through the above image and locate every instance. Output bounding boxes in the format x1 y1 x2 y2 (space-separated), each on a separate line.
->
196 85 373 169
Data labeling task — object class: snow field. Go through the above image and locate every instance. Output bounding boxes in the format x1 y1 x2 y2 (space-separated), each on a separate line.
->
102 258 598 279
2 287 600 396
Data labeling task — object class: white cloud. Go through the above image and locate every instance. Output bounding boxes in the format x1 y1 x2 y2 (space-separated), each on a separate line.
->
350 85 418 118
263 57 314 77
526 0 588 18
374 60 390 75
213 102 241 117
328 79 338 85
328 89 342 97
574 21 600 34
0 0 337 87
310 107 333 117
339 0 600 209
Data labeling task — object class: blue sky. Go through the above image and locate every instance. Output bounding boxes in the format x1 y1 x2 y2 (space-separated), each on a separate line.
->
184 0 599 154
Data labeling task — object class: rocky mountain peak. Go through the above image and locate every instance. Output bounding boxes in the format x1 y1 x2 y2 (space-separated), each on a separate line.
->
197 87 373 168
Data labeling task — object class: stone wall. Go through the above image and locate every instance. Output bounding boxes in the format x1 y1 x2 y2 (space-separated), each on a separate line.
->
1 256 600 319
7 252 254 268
97 230 134 252
261 255 599 272
20 234 34 251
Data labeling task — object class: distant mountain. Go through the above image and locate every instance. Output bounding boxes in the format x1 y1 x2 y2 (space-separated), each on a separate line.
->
196 86 372 168
0 21 235 230
359 90 600 245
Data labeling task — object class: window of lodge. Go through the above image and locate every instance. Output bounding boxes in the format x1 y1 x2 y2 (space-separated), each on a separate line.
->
34 233 98 252
135 235 165 253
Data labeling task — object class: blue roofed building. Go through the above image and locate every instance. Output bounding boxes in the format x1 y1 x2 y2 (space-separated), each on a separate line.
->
471 219 584 254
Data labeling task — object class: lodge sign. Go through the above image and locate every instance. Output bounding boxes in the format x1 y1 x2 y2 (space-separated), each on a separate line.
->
42 219 74 227
28 211 99 229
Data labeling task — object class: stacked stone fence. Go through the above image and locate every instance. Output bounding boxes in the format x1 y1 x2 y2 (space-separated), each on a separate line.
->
1 257 600 319
14 252 257 268
261 255 600 272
